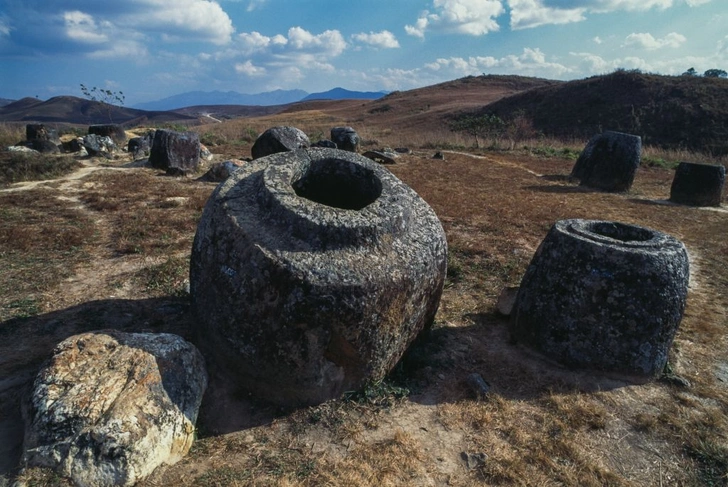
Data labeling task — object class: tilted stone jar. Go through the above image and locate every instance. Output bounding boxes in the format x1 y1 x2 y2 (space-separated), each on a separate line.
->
190 148 447 406
510 219 689 377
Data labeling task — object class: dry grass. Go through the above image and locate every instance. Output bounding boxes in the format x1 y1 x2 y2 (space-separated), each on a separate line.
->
2 117 727 486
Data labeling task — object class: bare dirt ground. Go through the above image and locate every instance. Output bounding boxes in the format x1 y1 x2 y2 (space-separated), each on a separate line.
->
1 147 727 486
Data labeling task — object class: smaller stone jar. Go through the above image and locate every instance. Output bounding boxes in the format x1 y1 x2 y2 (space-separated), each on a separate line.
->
510 219 689 377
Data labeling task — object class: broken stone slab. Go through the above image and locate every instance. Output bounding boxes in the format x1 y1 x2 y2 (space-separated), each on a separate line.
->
330 126 360 152
88 124 127 145
149 129 201 175
362 150 397 165
669 161 725 207
510 219 689 377
496 286 519 316
22 331 207 487
26 124 59 144
83 134 117 157
251 126 310 159
190 147 447 406
571 131 641 192
198 159 246 182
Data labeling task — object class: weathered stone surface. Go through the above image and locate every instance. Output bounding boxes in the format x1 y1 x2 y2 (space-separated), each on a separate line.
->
330 126 360 152
62 137 85 153
6 145 39 154
496 286 519 317
83 134 117 157
149 129 200 175
198 159 246 182
669 162 725 207
199 143 214 162
26 124 59 144
571 131 642 192
433 152 445 160
128 136 150 160
362 150 397 165
88 124 127 145
23 331 207 487
190 147 447 406
510 219 689 377
312 139 337 149
251 126 310 159
30 139 60 154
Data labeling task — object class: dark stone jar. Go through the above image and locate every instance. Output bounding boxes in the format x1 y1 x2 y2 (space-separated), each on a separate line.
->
571 131 642 192
510 219 689 377
669 162 725 207
190 148 447 406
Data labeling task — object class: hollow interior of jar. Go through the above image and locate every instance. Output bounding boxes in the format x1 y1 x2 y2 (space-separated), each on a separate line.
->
293 157 382 210
586 221 654 242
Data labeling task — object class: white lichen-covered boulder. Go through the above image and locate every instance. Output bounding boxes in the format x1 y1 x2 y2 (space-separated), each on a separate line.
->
22 331 208 487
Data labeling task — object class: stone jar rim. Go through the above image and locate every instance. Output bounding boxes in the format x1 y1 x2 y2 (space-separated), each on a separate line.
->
562 219 679 250
259 148 408 246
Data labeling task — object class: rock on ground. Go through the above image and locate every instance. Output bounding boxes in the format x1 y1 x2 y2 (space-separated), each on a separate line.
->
22 331 207 487
251 126 310 159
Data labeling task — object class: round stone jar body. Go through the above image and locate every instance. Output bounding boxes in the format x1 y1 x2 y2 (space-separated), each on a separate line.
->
510 219 689 377
190 148 447 406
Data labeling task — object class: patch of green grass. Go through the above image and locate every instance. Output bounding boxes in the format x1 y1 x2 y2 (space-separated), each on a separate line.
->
135 257 189 297
528 146 581 160
343 379 410 409
0 152 81 187
642 156 681 169
686 438 728 486
2 297 41 319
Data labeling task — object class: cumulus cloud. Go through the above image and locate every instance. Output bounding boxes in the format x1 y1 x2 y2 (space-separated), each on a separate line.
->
137 0 234 45
570 51 650 73
508 0 586 30
352 31 400 49
623 32 686 50
425 47 571 77
507 0 678 29
63 11 109 44
235 60 266 76
405 0 505 37
0 15 12 37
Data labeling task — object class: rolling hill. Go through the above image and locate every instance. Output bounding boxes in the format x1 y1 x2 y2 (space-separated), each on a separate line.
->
0 96 197 125
480 70 728 155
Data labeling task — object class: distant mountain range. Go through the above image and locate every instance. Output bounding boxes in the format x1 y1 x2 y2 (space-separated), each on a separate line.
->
133 87 387 111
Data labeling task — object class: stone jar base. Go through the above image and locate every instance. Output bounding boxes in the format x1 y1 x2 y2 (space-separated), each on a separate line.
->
510 219 689 377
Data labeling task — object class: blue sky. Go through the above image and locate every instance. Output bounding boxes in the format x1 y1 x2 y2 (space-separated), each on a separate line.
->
0 0 725 105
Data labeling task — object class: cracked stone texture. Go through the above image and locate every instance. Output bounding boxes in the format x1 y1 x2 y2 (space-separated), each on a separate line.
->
251 125 310 159
571 131 642 192
330 126 360 152
510 219 689 377
88 124 127 145
190 147 447 406
23 331 207 487
149 129 201 175
669 161 725 207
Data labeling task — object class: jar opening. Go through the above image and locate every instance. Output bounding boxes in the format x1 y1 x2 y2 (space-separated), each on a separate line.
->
587 222 653 242
293 158 382 210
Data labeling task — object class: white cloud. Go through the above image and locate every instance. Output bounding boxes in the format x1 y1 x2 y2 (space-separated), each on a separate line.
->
352 31 400 49
63 11 108 44
137 0 234 45
593 36 603 44
0 15 12 37
507 0 677 29
287 27 347 55
623 32 686 50
405 0 505 37
508 0 586 30
570 51 650 73
235 60 266 76
684 0 712 5
246 0 268 11
426 47 572 78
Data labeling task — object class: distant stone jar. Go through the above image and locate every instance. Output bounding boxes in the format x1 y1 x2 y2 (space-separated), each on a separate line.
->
669 162 725 207
190 148 447 406
510 219 689 377
571 131 642 192
251 126 310 159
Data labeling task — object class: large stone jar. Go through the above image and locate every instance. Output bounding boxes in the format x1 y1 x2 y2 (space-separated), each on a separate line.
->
190 148 447 405
510 219 689 377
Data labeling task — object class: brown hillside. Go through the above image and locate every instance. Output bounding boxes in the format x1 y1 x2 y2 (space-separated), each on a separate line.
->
0 95 197 126
283 75 561 135
482 70 728 155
